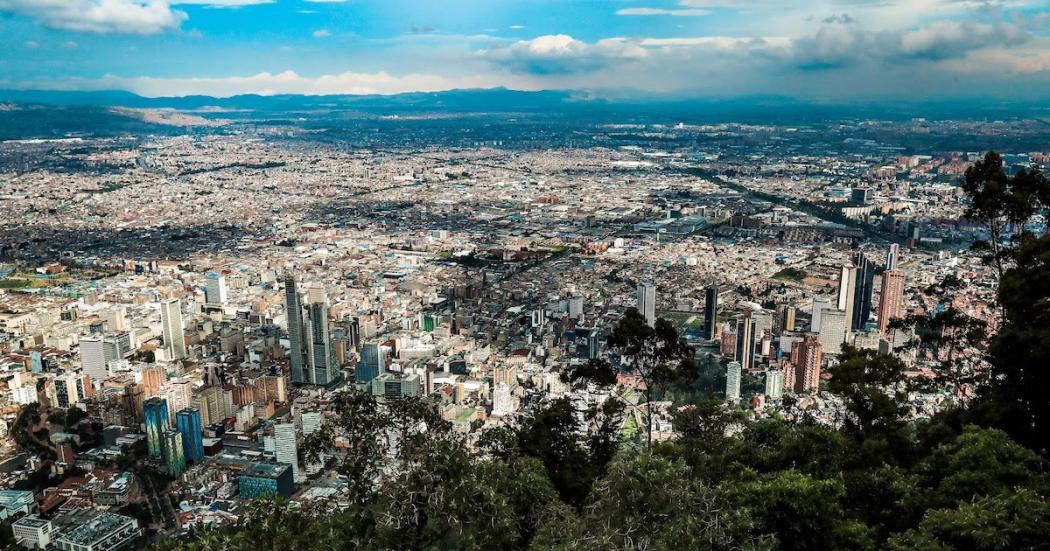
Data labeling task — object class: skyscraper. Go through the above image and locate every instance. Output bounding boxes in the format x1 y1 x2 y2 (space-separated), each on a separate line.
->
725 361 742 403
637 282 656 327
811 299 832 332
886 243 900 271
765 369 784 399
304 300 339 386
789 335 823 393
284 277 307 384
160 299 186 361
851 252 876 331
273 422 300 483
735 309 757 373
161 429 185 476
357 342 386 384
703 286 718 340
836 264 858 334
176 408 204 463
818 309 848 355
205 272 228 306
878 269 906 334
79 335 110 382
143 397 170 458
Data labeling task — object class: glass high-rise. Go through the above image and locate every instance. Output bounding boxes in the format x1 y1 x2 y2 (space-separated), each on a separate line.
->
357 342 385 384
160 299 186 360
143 397 170 458
703 286 718 340
161 429 185 476
176 408 204 463
284 277 307 384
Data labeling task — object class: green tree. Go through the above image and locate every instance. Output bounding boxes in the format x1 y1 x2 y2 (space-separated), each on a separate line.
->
605 308 695 446
888 490 1050 551
961 152 1050 278
534 453 759 550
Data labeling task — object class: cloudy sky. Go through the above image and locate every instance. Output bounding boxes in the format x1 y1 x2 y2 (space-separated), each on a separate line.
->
0 0 1048 100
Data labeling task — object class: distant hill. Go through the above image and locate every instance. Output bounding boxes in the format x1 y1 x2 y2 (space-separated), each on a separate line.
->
1 87 1044 121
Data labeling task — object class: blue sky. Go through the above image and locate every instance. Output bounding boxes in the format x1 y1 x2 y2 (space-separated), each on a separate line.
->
0 0 1048 99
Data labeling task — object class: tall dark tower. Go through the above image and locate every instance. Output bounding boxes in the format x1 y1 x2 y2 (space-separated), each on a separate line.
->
703 286 718 340
284 277 307 384
851 252 875 331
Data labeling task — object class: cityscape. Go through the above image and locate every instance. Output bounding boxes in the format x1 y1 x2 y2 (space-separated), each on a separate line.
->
0 0 1049 550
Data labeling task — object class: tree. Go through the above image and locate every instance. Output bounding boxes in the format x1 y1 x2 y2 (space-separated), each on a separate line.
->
605 308 695 446
961 152 1050 279
512 397 620 509
912 425 1043 511
533 453 758 550
827 348 911 459
888 490 1050 551
985 233 1050 451
891 307 988 397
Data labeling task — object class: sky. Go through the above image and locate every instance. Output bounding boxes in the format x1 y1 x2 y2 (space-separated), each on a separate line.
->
0 0 1048 100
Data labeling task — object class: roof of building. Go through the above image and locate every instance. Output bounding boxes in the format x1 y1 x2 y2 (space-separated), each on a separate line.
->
240 461 289 479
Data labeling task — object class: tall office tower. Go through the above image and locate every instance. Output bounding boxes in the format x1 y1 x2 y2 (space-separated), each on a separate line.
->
789 335 823 393
193 385 229 426
176 408 204 463
300 411 322 436
765 369 785 399
877 270 906 334
103 306 127 332
284 277 307 384
357 342 386 384
79 336 109 382
205 272 228 306
836 264 858 334
637 282 656 327
735 310 757 372
304 300 339 386
161 429 186 476
811 299 832 332
784 306 796 332
725 361 742 403
273 423 300 482
143 397 170 458
140 365 165 398
886 243 900 271
160 299 186 361
349 318 361 352
568 297 584 319
703 286 719 340
818 309 848 355
851 252 876 331
166 377 193 414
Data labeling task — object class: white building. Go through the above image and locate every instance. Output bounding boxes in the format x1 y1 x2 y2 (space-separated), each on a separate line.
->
765 369 784 399
637 282 656 327
273 422 300 483
160 299 186 360
205 273 228 306
725 361 742 403
12 516 54 549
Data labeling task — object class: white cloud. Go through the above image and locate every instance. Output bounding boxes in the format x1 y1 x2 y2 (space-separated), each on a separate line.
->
616 7 710 16
303 0 347 3
313 28 331 38
482 34 648 74
62 40 78 48
0 0 187 34
24 40 39 48
23 70 522 97
173 0 272 6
